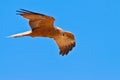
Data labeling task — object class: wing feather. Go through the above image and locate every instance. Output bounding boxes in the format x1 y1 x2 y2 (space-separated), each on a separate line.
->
16 9 55 30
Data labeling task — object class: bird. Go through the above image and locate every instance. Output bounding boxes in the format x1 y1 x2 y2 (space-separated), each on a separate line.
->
9 9 76 56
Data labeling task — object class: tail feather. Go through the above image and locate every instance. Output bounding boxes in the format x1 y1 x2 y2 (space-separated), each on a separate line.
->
7 31 32 38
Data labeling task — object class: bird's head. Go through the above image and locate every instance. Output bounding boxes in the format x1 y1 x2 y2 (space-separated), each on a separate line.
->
63 32 75 39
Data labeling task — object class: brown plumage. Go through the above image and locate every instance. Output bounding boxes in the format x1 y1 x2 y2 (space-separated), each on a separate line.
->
9 9 76 56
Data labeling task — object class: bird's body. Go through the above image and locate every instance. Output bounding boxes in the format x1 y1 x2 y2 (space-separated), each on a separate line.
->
29 26 62 38
10 9 76 56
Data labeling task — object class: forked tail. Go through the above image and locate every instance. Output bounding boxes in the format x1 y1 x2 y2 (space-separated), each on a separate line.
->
7 31 32 38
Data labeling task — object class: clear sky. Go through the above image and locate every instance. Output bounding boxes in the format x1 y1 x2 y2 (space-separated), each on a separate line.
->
0 0 120 80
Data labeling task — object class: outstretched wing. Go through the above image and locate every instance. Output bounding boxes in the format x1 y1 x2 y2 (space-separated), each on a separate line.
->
16 9 55 30
54 32 76 56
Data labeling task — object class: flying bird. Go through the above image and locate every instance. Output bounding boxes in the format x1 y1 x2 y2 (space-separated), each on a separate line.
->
9 9 75 56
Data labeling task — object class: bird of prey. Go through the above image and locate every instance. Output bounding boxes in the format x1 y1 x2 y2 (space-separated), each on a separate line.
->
9 9 75 56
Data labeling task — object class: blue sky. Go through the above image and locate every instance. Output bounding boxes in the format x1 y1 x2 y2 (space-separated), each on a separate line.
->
0 0 120 80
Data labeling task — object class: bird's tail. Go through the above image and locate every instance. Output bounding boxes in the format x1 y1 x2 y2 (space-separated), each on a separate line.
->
7 31 32 38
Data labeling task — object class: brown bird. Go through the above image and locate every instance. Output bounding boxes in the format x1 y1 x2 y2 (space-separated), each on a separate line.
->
9 9 76 56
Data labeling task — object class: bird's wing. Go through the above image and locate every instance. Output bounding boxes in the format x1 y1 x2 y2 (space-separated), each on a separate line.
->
54 32 75 56
17 9 55 30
